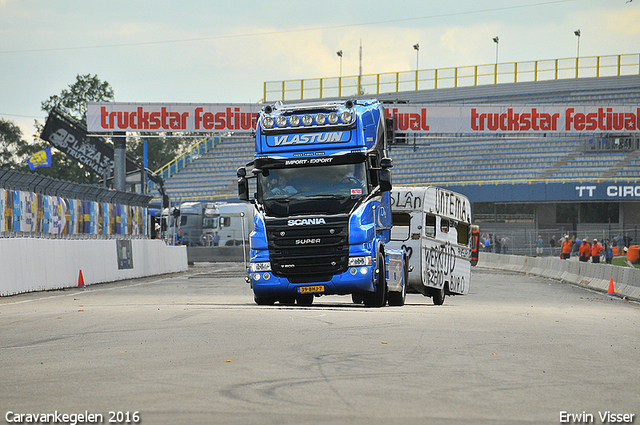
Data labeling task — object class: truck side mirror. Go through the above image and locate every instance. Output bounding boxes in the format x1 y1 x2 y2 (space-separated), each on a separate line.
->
381 157 393 169
237 167 249 201
380 168 392 192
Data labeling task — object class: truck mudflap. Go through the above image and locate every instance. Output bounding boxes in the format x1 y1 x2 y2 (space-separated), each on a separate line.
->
385 248 405 293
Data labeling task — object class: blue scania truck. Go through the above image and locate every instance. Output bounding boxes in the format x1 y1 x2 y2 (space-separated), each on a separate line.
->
237 99 407 307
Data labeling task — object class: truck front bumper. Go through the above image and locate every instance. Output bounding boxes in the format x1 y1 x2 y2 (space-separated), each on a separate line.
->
249 264 376 299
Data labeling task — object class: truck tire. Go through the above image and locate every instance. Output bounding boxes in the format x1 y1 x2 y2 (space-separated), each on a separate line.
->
296 294 314 306
254 296 275 306
387 261 408 306
351 293 364 304
431 286 446 306
364 253 387 308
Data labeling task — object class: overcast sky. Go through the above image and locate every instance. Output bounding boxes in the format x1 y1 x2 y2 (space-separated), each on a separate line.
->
1 0 638 142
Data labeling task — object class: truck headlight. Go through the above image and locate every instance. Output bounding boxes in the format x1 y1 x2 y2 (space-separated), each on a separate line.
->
348 256 372 266
289 115 300 127
328 112 339 124
315 113 326 125
251 262 272 272
340 111 353 124
263 116 274 129
276 116 287 128
302 114 313 126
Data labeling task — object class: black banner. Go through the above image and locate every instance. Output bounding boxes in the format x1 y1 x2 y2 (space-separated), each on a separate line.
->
40 108 139 176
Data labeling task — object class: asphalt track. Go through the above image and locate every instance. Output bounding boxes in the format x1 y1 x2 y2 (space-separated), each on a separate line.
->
1 263 638 425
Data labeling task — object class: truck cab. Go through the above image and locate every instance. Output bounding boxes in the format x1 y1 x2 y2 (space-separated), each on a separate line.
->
237 99 406 307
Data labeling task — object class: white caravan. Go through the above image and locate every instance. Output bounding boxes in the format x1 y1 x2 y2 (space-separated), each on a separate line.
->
388 186 472 305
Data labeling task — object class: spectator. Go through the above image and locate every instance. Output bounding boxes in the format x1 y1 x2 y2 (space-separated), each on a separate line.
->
561 234 572 260
174 228 184 246
616 233 625 255
483 233 491 252
494 234 502 254
591 239 603 263
549 235 557 257
579 239 591 262
604 240 614 264
502 234 511 254
536 235 544 256
624 232 633 250
213 231 220 246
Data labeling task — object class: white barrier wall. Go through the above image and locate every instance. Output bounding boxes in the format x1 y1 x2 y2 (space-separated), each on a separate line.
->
0 238 187 296
477 253 640 300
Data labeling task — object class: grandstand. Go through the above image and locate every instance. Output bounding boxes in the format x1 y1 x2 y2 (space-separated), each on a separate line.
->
153 72 640 255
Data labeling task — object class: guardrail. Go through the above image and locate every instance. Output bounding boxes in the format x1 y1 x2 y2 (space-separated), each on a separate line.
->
478 252 640 301
264 53 640 102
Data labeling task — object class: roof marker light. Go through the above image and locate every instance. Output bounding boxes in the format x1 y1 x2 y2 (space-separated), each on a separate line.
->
315 113 326 125
328 112 339 124
289 115 300 127
340 111 352 124
276 116 287 128
302 114 313 126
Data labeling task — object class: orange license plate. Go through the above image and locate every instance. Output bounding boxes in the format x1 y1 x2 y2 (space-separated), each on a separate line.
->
299 285 325 294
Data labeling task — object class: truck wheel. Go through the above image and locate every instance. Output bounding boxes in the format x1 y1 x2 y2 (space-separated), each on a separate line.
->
351 293 364 304
254 296 275 306
364 253 387 308
432 286 445 306
388 262 408 306
296 294 314 306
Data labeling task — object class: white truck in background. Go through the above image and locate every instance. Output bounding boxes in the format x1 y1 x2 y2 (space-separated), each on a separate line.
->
388 186 473 305
170 201 254 247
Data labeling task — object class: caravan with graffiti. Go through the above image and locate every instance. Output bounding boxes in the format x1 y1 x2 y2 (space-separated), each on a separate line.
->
388 186 473 305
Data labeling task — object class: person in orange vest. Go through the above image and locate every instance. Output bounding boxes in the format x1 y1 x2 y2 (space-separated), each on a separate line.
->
561 234 572 260
591 238 603 263
579 239 591 262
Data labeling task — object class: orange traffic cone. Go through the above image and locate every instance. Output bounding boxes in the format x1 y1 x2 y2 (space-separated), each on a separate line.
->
78 270 85 288
607 277 615 296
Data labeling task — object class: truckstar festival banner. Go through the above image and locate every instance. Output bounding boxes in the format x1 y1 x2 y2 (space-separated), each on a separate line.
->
87 103 260 133
384 105 640 134
87 103 640 134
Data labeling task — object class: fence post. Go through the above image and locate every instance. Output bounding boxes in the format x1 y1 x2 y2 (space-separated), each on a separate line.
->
474 65 478 86
494 63 498 85
575 57 579 79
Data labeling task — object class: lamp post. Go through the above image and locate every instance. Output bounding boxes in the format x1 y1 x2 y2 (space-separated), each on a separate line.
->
574 30 581 78
493 36 499 84
336 50 343 96
493 36 499 64
413 43 419 90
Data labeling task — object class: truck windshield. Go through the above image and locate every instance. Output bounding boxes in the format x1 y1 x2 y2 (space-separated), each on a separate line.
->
257 163 368 216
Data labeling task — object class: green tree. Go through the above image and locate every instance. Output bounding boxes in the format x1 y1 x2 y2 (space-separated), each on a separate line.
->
25 74 116 183
0 118 28 168
40 73 114 122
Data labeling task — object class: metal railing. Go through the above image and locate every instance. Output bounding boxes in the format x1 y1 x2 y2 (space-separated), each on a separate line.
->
150 135 222 191
263 53 640 102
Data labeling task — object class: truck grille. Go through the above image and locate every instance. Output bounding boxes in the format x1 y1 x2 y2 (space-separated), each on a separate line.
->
265 215 349 283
